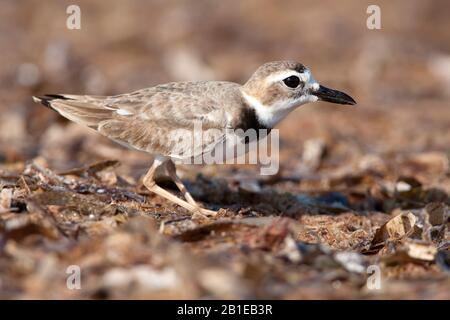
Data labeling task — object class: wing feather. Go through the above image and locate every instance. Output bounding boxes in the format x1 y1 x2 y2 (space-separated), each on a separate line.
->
33 81 238 159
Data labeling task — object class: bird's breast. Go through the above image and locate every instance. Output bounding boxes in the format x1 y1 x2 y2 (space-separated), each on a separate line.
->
231 106 271 140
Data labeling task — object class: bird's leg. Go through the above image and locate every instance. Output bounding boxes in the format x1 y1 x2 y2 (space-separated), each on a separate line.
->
164 160 217 217
143 158 215 217
143 158 198 213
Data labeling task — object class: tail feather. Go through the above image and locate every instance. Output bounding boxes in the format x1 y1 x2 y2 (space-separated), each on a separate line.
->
33 94 73 109
32 94 115 128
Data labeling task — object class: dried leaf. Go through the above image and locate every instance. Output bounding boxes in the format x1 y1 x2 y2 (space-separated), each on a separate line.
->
333 251 367 273
173 220 236 242
58 160 120 178
101 266 180 292
0 187 13 211
2 215 60 241
382 239 438 265
405 241 437 261
425 202 449 226
365 212 417 253
436 249 450 273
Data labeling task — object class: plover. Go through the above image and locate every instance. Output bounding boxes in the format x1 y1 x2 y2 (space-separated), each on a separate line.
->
33 60 355 217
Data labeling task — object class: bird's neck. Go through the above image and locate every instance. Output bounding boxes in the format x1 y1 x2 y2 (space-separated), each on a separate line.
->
240 89 296 129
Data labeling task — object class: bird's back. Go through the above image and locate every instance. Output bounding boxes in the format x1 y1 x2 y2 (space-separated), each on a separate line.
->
33 81 246 160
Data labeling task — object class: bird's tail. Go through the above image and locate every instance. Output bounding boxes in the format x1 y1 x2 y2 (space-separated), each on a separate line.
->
32 94 115 128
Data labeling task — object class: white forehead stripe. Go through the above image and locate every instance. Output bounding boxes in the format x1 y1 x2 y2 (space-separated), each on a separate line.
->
266 69 313 83
265 69 320 92
266 70 307 84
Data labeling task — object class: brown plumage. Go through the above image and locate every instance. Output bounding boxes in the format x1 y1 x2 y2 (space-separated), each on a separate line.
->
33 61 356 217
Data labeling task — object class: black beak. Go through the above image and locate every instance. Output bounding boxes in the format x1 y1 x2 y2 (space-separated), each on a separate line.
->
313 85 356 105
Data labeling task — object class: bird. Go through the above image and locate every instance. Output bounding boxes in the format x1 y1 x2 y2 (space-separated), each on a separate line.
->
33 60 356 218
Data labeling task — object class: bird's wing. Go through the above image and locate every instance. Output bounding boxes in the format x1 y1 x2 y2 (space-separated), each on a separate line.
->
33 82 236 159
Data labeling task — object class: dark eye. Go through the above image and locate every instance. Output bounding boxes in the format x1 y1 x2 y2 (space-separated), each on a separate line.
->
282 76 300 88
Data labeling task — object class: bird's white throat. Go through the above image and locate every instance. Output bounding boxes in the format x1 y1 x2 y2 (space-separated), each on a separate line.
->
241 90 318 128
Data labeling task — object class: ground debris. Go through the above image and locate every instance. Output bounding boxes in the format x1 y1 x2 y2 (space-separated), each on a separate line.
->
0 1 449 298
364 211 417 254
58 159 120 179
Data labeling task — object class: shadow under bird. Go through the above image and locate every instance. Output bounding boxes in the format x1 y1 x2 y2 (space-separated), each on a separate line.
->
33 60 356 217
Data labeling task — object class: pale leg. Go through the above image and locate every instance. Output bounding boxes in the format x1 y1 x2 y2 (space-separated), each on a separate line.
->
164 160 217 216
143 157 216 217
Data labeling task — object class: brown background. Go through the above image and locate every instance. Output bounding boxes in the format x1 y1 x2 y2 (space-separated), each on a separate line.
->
0 0 449 299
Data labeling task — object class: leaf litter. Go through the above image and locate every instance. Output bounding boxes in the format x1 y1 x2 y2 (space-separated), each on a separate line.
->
0 1 449 299
1 151 447 299
0 130 449 299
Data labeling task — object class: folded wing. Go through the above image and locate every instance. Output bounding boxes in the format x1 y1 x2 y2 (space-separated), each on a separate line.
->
33 82 233 159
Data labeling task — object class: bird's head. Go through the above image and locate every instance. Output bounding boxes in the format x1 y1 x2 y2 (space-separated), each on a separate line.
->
241 61 356 128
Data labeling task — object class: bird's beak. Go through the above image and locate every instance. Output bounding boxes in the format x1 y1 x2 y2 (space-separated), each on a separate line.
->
313 85 356 105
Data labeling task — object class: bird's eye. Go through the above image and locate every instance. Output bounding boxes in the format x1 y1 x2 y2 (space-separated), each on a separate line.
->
282 76 300 88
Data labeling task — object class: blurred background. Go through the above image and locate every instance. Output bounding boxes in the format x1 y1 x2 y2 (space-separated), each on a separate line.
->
0 0 449 299
1 0 449 175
